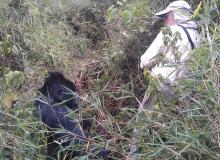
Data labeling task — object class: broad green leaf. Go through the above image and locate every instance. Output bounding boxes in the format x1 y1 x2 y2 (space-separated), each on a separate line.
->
107 5 118 22
122 10 132 23
2 92 17 109
4 70 23 89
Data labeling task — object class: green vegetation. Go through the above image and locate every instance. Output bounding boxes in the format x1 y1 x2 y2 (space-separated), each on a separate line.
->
0 0 219 159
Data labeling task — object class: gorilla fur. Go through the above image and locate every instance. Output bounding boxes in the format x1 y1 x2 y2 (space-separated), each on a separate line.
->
35 72 109 159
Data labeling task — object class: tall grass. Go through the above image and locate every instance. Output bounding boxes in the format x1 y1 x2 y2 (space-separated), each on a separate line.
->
0 0 220 159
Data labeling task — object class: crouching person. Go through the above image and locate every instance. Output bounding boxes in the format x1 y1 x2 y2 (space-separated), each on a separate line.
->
140 1 201 111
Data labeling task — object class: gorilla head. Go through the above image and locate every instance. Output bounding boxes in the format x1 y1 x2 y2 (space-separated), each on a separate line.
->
39 72 78 110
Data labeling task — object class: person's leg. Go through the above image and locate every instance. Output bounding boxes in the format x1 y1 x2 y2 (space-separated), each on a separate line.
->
145 89 157 111
160 82 175 106
145 82 176 111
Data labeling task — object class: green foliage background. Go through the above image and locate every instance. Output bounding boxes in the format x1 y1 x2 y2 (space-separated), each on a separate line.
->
0 0 219 159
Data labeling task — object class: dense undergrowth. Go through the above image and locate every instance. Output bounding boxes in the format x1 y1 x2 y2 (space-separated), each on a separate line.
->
0 0 220 159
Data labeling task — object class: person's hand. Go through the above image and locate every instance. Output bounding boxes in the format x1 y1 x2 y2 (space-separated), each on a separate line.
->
143 68 150 79
140 58 159 70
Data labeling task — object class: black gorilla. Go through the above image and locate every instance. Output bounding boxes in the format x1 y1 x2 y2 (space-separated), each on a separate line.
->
35 72 109 159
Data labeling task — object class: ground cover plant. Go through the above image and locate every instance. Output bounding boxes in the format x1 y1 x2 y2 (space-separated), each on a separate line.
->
0 0 220 159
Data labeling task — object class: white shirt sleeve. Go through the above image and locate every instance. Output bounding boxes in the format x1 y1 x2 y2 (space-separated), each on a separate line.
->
140 30 164 68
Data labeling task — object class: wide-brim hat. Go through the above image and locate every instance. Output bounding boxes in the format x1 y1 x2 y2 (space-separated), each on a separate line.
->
155 0 193 18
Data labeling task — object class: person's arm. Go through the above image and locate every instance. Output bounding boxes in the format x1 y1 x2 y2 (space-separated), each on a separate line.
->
140 30 164 69
174 28 200 81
